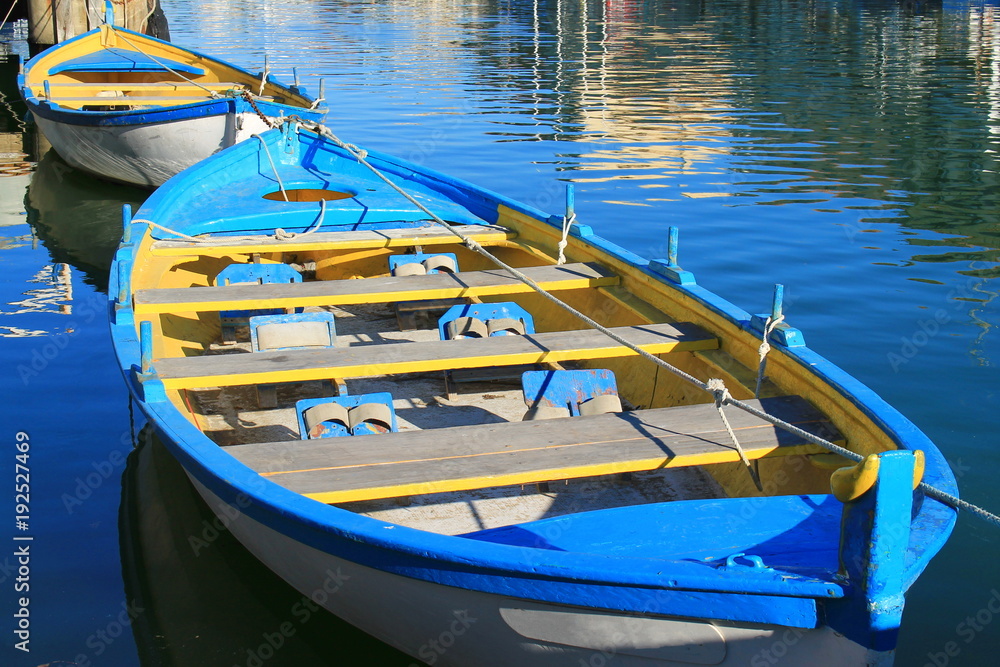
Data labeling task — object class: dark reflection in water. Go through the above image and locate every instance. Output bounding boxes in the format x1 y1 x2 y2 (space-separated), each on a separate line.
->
26 151 147 291
4 0 999 664
120 429 415 666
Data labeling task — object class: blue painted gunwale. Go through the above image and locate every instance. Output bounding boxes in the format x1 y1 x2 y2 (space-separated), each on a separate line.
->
109 127 957 636
18 26 325 128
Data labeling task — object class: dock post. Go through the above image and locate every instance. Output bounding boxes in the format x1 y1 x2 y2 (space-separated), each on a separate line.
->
27 0 169 48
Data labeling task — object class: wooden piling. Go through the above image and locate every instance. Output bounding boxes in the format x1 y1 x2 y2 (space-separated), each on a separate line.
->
27 0 168 47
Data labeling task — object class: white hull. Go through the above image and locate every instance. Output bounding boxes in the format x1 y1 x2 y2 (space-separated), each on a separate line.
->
33 112 273 188
191 477 890 667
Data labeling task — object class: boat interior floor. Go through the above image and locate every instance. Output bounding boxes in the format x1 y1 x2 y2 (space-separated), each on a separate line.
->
188 301 725 535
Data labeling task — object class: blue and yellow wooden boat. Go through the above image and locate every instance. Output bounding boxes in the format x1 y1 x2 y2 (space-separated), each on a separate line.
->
109 121 958 666
19 9 324 188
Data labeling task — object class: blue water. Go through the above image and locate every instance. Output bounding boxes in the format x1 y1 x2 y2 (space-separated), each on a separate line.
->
2 0 999 664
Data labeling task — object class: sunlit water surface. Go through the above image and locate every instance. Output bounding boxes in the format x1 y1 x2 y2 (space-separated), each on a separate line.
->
1 1 998 665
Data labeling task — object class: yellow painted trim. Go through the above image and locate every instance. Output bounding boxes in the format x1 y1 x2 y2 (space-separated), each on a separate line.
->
159 336 719 390
286 443 824 504
913 449 926 489
134 271 619 315
831 454 880 502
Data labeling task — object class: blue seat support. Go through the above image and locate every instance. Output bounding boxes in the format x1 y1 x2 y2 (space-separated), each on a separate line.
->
215 263 302 343
249 312 340 408
521 369 621 418
296 393 398 439
437 302 537 398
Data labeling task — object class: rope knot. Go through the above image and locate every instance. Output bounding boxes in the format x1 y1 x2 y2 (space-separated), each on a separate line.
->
706 378 731 407
556 212 576 265
754 314 786 397
274 228 296 240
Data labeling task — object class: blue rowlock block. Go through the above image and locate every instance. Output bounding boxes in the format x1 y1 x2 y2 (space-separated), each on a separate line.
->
437 302 535 340
296 393 398 439
521 369 620 417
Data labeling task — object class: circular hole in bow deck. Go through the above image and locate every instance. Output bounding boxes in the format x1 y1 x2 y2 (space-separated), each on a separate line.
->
262 188 355 202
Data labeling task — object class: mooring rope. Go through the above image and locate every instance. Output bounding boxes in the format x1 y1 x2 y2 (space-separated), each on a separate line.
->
1 0 19 31
254 133 288 199
292 120 1000 527
755 313 784 398
556 211 575 265
130 198 327 245
708 379 763 491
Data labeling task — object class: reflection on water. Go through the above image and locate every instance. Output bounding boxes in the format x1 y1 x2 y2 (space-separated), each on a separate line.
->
120 431 415 666
3 0 998 663
26 150 147 291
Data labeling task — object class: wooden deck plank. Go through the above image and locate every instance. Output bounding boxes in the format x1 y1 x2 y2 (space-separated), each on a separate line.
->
154 322 718 390
55 96 219 104
44 82 245 90
225 396 837 503
148 224 515 257
134 262 616 315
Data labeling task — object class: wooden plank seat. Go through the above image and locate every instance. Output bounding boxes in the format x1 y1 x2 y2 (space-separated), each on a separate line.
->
56 96 236 106
43 82 246 91
148 224 516 256
225 395 839 503
133 262 618 315
153 321 719 390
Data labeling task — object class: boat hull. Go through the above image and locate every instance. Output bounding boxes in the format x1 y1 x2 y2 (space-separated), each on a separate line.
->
32 109 272 187
188 474 887 667
109 126 957 666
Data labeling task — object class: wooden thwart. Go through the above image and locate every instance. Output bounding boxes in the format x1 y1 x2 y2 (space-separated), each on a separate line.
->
42 82 245 90
226 396 838 503
133 262 617 315
148 224 515 256
56 96 221 105
154 321 718 390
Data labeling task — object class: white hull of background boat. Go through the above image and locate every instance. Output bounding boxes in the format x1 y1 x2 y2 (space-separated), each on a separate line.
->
32 112 273 188
19 22 324 188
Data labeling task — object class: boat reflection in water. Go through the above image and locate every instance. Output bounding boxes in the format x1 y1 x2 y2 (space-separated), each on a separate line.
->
26 149 146 291
119 429 415 666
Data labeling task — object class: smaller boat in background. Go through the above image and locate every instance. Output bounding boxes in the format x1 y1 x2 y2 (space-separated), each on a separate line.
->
18 5 325 188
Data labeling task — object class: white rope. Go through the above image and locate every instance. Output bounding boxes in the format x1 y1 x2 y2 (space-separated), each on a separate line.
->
254 134 288 201
556 212 575 265
109 27 224 99
131 219 207 243
258 60 269 97
140 120 1000 527
755 313 784 398
274 199 327 239
131 200 325 245
1 0 20 31
707 379 764 491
